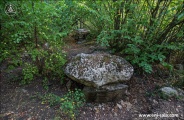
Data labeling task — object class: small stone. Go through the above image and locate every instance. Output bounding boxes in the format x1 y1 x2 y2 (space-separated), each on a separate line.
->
27 117 32 120
120 100 124 104
153 99 158 105
98 104 102 108
73 28 90 42
160 87 178 97
125 90 131 95
66 80 72 90
21 89 27 93
117 103 122 109
114 112 118 116
121 101 132 111
95 108 99 113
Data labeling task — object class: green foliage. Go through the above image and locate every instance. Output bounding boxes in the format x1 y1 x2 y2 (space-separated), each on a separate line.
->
40 89 85 119
41 93 61 107
1 0 183 83
94 0 184 73
22 63 38 85
1 1 68 86
43 77 49 90
60 89 86 119
53 116 61 120
43 51 66 79
29 49 47 62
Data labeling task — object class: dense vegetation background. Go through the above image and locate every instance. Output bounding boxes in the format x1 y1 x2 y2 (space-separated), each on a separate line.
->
1 0 184 71
1 0 184 87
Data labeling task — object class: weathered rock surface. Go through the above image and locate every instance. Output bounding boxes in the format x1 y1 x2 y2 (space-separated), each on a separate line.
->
72 28 90 43
160 87 184 101
160 87 178 97
64 53 134 88
83 84 128 103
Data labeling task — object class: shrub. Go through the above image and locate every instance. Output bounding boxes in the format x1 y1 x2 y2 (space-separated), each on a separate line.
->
41 93 61 106
40 89 86 119
60 89 86 119
22 63 38 85
95 0 184 73
1 1 68 86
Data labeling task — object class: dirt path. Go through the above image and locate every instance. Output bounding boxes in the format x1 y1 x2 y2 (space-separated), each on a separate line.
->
63 36 108 60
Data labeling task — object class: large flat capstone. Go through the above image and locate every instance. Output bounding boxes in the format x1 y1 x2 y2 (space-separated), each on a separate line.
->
64 53 134 88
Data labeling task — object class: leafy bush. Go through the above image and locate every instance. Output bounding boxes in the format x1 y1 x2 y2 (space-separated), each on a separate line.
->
40 89 86 119
1 1 69 86
43 50 66 80
22 63 38 85
41 93 61 107
94 0 184 73
42 77 49 90
1 0 183 81
60 89 86 119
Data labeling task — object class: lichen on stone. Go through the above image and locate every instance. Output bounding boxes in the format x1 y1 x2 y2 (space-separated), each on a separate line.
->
64 53 134 88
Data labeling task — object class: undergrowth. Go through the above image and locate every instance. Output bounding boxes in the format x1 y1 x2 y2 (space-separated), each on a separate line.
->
39 89 85 120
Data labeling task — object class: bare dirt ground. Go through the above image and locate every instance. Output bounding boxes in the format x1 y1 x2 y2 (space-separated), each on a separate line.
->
0 37 184 120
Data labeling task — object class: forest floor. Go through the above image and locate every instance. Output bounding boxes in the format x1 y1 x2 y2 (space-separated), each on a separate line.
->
0 36 184 120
